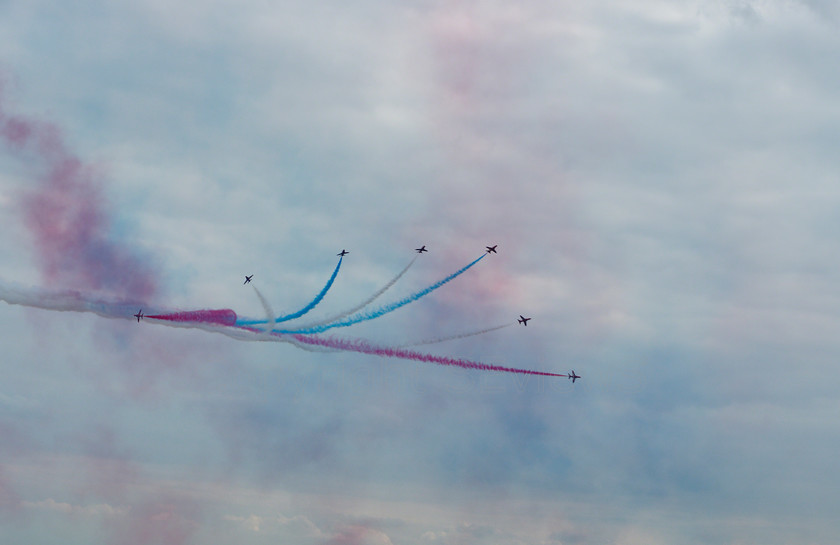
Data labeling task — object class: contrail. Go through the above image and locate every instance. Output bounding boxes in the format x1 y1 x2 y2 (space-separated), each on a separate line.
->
398 322 513 347
275 254 486 334
284 255 418 331
238 257 342 325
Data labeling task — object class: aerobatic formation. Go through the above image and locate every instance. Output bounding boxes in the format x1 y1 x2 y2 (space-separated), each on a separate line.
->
0 246 579 381
0 84 578 383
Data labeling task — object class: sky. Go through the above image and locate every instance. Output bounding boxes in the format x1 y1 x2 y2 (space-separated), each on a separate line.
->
1 0 839 543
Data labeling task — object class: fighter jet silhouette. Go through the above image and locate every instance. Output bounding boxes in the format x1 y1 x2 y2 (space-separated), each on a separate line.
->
568 370 581 383
243 275 253 285
337 249 349 257
415 245 428 253
518 315 531 326
133 309 144 322
485 245 498 254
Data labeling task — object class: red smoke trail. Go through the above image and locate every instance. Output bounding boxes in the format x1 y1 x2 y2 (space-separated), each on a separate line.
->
290 333 565 378
147 309 237 326
0 82 156 300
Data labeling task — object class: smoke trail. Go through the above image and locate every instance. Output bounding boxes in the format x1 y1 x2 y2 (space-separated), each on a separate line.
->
251 286 276 333
289 334 565 378
0 283 268 342
0 84 156 300
0 283 287 354
398 322 513 347
249 286 334 352
237 257 342 325
284 255 417 331
231 326 561 376
276 254 486 334
0 282 142 320
0 283 563 377
147 309 237 326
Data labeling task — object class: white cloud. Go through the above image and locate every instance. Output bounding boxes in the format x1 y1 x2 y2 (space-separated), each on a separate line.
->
224 512 324 538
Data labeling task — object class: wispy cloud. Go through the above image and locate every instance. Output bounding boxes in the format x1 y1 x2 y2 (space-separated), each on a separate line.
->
224 512 324 537
22 498 127 517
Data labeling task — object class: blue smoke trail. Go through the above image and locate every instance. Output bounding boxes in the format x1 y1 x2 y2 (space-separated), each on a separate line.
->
284 255 418 331
238 257 342 325
276 254 486 334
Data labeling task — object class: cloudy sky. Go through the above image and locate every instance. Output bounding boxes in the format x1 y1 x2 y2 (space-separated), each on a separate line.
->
1 0 840 543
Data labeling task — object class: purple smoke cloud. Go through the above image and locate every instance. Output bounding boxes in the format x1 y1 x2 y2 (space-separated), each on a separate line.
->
0 80 156 300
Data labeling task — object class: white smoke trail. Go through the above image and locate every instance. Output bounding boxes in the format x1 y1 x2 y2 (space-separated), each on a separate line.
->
251 286 276 334
397 323 513 347
0 282 144 320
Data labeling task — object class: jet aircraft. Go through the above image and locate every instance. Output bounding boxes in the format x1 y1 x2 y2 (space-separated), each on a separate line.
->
485 245 498 254
416 245 428 253
568 370 581 383
337 249 349 257
518 315 531 326
243 275 253 285
133 309 144 322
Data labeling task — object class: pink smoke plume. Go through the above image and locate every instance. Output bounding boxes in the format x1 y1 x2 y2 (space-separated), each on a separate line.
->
326 525 393 545
148 309 237 326
0 81 156 300
0 466 20 514
107 500 199 545
74 427 201 545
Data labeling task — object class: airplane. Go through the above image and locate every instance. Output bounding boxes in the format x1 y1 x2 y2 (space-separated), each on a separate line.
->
416 245 428 253
243 275 253 285
133 309 144 322
518 315 531 326
337 249 349 257
485 245 498 254
568 370 581 383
